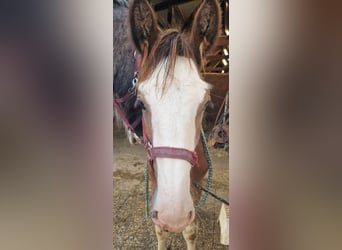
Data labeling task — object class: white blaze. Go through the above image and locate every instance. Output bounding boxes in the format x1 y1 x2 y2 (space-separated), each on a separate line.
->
138 57 209 229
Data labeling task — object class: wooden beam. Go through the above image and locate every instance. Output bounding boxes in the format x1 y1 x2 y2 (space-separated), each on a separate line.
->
167 5 172 24
153 0 195 11
173 6 185 27
206 54 229 62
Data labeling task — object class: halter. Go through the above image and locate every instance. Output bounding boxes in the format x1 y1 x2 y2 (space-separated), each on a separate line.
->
113 51 141 136
113 72 141 131
144 128 215 217
142 120 199 168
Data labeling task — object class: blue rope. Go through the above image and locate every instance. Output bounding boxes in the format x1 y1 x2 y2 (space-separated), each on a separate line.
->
195 129 213 210
144 162 150 218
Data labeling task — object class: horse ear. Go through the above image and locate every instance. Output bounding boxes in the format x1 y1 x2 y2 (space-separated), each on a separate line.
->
129 0 160 55
190 0 221 55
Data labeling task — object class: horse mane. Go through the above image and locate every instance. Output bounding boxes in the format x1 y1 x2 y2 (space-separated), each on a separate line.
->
138 29 203 95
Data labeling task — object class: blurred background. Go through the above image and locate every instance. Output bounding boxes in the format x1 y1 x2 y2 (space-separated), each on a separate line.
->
231 0 342 249
0 1 112 249
1 0 342 249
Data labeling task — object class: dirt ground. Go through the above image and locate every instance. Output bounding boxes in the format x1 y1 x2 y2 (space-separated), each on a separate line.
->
113 126 229 249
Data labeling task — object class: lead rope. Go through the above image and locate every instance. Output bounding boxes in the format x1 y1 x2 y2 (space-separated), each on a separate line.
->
194 129 213 210
144 128 212 217
144 161 150 218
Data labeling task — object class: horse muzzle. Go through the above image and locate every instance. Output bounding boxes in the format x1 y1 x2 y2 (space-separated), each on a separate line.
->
151 206 195 233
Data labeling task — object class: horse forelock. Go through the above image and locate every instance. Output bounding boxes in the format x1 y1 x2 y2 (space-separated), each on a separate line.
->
138 29 203 95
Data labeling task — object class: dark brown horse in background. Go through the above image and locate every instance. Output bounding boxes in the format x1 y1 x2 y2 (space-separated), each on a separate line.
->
113 0 143 141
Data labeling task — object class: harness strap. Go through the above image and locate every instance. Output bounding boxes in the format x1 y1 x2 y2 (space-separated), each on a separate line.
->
130 115 142 129
142 120 198 167
113 98 141 131
148 147 199 167
113 51 141 132
114 91 134 103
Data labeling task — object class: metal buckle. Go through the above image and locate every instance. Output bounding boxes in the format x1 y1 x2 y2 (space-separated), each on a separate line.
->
146 146 153 160
191 151 199 167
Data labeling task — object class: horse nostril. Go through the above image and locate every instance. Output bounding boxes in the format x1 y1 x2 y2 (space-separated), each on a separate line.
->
152 210 158 219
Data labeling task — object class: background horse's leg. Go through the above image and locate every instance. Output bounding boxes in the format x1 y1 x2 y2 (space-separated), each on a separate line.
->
155 225 168 250
182 220 198 250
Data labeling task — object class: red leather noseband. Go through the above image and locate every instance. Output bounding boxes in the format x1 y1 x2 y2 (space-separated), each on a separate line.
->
147 147 199 167
113 91 142 131
143 121 199 167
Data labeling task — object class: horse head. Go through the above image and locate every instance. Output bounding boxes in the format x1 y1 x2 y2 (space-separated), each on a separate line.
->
129 0 221 233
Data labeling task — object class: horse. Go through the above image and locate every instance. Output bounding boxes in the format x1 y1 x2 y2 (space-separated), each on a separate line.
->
113 0 143 143
114 0 221 248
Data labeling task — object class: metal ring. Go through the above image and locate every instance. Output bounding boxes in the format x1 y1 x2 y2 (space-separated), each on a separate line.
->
212 125 229 144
